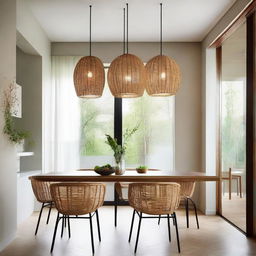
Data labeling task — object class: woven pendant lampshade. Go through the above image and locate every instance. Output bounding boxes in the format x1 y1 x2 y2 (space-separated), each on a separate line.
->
74 56 105 98
145 55 181 96
146 3 181 96
107 3 146 98
73 5 105 98
108 53 146 98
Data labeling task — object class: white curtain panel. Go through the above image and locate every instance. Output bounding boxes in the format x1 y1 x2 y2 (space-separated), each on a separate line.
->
49 56 81 172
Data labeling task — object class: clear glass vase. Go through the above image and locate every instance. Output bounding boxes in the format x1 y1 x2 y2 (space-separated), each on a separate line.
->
114 155 125 175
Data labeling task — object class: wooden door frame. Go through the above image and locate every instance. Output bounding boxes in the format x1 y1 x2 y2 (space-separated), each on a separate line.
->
215 11 255 236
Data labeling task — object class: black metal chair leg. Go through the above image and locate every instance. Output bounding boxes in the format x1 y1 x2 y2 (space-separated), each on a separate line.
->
158 215 161 225
95 210 101 242
188 198 200 229
46 202 53 224
89 213 95 255
128 209 136 242
67 215 71 238
64 215 67 227
50 212 60 253
134 212 142 253
114 201 118 227
185 197 189 228
35 202 45 235
167 214 171 242
61 215 65 238
173 212 181 253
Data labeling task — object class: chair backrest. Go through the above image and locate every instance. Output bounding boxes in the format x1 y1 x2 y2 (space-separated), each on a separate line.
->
128 183 180 215
178 182 195 198
31 178 52 203
50 183 106 215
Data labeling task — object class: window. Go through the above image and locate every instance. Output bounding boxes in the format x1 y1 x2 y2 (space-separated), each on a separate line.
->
123 96 175 170
81 68 175 170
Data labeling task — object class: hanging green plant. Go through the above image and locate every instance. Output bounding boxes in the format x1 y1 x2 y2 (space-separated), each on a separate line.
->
3 84 29 144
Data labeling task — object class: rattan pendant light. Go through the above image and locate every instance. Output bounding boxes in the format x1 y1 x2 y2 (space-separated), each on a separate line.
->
108 4 146 98
73 5 105 98
145 3 181 96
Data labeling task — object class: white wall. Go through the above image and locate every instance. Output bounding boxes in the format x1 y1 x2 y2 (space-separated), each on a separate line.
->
0 0 17 250
16 47 42 171
16 0 51 173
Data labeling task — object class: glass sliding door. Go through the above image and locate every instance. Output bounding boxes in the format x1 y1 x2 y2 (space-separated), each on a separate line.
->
220 22 246 232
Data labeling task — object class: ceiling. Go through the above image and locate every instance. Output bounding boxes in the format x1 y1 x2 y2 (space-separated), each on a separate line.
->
27 0 236 42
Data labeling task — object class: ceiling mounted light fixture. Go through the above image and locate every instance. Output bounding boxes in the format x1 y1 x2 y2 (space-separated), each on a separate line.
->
107 3 146 98
73 5 105 98
145 3 181 96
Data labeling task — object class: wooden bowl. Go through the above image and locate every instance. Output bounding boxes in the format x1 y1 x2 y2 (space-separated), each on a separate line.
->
94 168 115 176
136 168 148 174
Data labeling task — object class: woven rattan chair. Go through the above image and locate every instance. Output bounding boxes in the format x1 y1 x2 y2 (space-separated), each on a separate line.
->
114 169 161 227
128 183 181 253
50 183 106 254
179 182 199 229
31 178 53 235
158 181 199 229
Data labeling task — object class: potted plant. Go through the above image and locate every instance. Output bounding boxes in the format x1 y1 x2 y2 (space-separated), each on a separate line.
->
136 165 148 174
105 125 138 175
3 84 29 149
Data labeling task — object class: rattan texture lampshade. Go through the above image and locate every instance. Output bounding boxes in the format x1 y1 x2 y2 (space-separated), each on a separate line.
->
145 55 181 96
107 53 146 98
73 56 105 98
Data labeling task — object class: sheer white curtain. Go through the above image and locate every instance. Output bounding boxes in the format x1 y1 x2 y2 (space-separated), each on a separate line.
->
50 56 81 172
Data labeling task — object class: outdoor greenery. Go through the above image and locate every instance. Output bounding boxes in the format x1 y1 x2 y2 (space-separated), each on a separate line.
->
80 89 174 166
80 70 174 168
221 82 245 171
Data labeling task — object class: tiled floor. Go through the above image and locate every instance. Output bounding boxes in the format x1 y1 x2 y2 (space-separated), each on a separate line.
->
1 206 256 256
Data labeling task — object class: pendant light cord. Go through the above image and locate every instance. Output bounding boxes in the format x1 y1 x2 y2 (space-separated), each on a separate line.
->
126 3 128 54
160 3 163 56
89 5 92 56
123 8 126 54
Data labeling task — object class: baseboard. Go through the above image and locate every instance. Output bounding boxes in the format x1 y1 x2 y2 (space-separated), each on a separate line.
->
0 231 16 252
205 210 216 215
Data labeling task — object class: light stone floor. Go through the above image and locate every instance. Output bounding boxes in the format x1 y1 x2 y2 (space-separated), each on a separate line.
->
1 206 256 256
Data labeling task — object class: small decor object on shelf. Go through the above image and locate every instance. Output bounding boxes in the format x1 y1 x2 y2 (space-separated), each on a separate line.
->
105 125 138 175
3 83 29 145
136 165 148 174
94 164 115 176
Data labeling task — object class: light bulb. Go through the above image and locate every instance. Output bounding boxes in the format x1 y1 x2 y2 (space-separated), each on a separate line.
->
160 72 166 79
124 75 131 82
87 71 93 78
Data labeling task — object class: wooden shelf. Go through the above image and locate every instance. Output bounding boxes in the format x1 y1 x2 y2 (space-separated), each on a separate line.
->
17 152 34 157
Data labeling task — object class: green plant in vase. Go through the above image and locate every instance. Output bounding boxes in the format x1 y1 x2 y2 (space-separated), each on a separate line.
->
105 125 138 175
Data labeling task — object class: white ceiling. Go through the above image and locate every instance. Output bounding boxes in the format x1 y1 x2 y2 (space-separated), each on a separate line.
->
27 0 236 42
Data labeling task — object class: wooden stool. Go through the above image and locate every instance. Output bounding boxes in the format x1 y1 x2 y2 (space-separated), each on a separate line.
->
222 168 243 200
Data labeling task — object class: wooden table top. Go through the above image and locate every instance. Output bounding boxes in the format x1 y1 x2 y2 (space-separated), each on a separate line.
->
29 169 219 182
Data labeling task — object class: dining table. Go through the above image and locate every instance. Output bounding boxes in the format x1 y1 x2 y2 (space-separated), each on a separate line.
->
29 169 219 182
